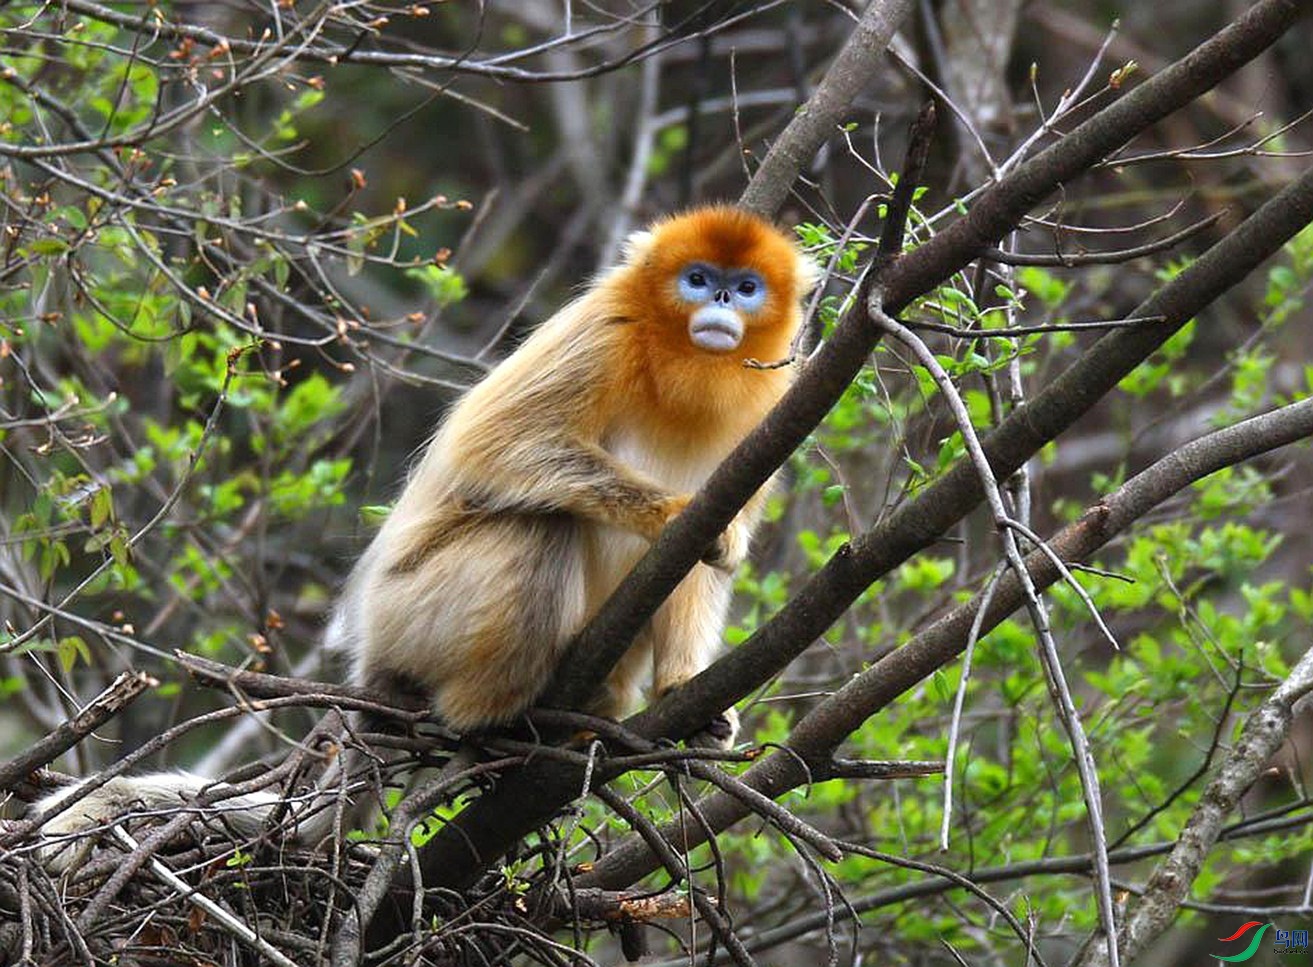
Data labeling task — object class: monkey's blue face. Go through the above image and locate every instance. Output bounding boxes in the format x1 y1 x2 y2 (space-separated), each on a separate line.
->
678 263 767 353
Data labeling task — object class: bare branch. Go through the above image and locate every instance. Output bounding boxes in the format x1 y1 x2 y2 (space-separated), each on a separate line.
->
981 211 1223 266
739 0 916 217
0 671 156 793
109 826 300 967
175 652 434 725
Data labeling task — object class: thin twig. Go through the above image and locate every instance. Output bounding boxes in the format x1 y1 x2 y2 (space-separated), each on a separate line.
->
873 308 1121 967
981 212 1222 265
0 671 156 792
940 565 1004 850
109 826 300 967
904 313 1169 337
1073 643 1313 967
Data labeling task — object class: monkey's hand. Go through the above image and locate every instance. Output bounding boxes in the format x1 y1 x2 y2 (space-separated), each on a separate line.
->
660 493 750 571
653 493 693 539
687 706 740 750
700 520 751 573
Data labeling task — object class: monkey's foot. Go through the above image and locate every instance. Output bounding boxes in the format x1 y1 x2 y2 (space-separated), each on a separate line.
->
686 706 739 750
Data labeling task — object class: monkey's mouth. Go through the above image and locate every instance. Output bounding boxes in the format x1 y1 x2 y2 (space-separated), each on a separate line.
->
689 307 744 353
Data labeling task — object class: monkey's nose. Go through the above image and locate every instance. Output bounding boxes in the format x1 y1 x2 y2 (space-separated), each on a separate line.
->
714 289 732 305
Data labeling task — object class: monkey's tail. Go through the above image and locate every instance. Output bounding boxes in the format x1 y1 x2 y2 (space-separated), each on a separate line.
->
32 769 346 873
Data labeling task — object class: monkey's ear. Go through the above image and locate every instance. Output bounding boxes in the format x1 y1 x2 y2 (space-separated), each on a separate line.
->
620 229 656 265
796 252 824 296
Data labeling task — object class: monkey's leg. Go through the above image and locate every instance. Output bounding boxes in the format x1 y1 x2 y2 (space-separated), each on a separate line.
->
589 632 653 722
648 565 739 749
361 513 586 732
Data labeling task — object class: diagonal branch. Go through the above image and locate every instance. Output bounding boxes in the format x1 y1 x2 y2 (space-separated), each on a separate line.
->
0 671 156 794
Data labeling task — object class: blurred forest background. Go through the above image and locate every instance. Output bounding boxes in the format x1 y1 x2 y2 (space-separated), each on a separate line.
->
3 1 1313 965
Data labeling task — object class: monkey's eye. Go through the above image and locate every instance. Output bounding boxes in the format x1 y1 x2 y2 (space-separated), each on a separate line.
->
687 270 707 288
737 279 758 296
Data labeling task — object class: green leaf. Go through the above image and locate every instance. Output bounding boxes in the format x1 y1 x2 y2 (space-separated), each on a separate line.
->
90 486 113 529
57 636 91 673
28 238 71 256
108 531 131 567
405 264 468 308
359 504 392 525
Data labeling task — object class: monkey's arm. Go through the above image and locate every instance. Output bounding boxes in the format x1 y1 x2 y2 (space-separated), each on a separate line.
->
456 437 690 542
424 318 693 542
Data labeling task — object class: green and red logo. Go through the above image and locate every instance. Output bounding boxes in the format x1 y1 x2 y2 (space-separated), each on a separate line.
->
1213 922 1271 961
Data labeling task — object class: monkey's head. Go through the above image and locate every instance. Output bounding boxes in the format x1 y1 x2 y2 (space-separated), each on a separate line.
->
617 206 818 364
